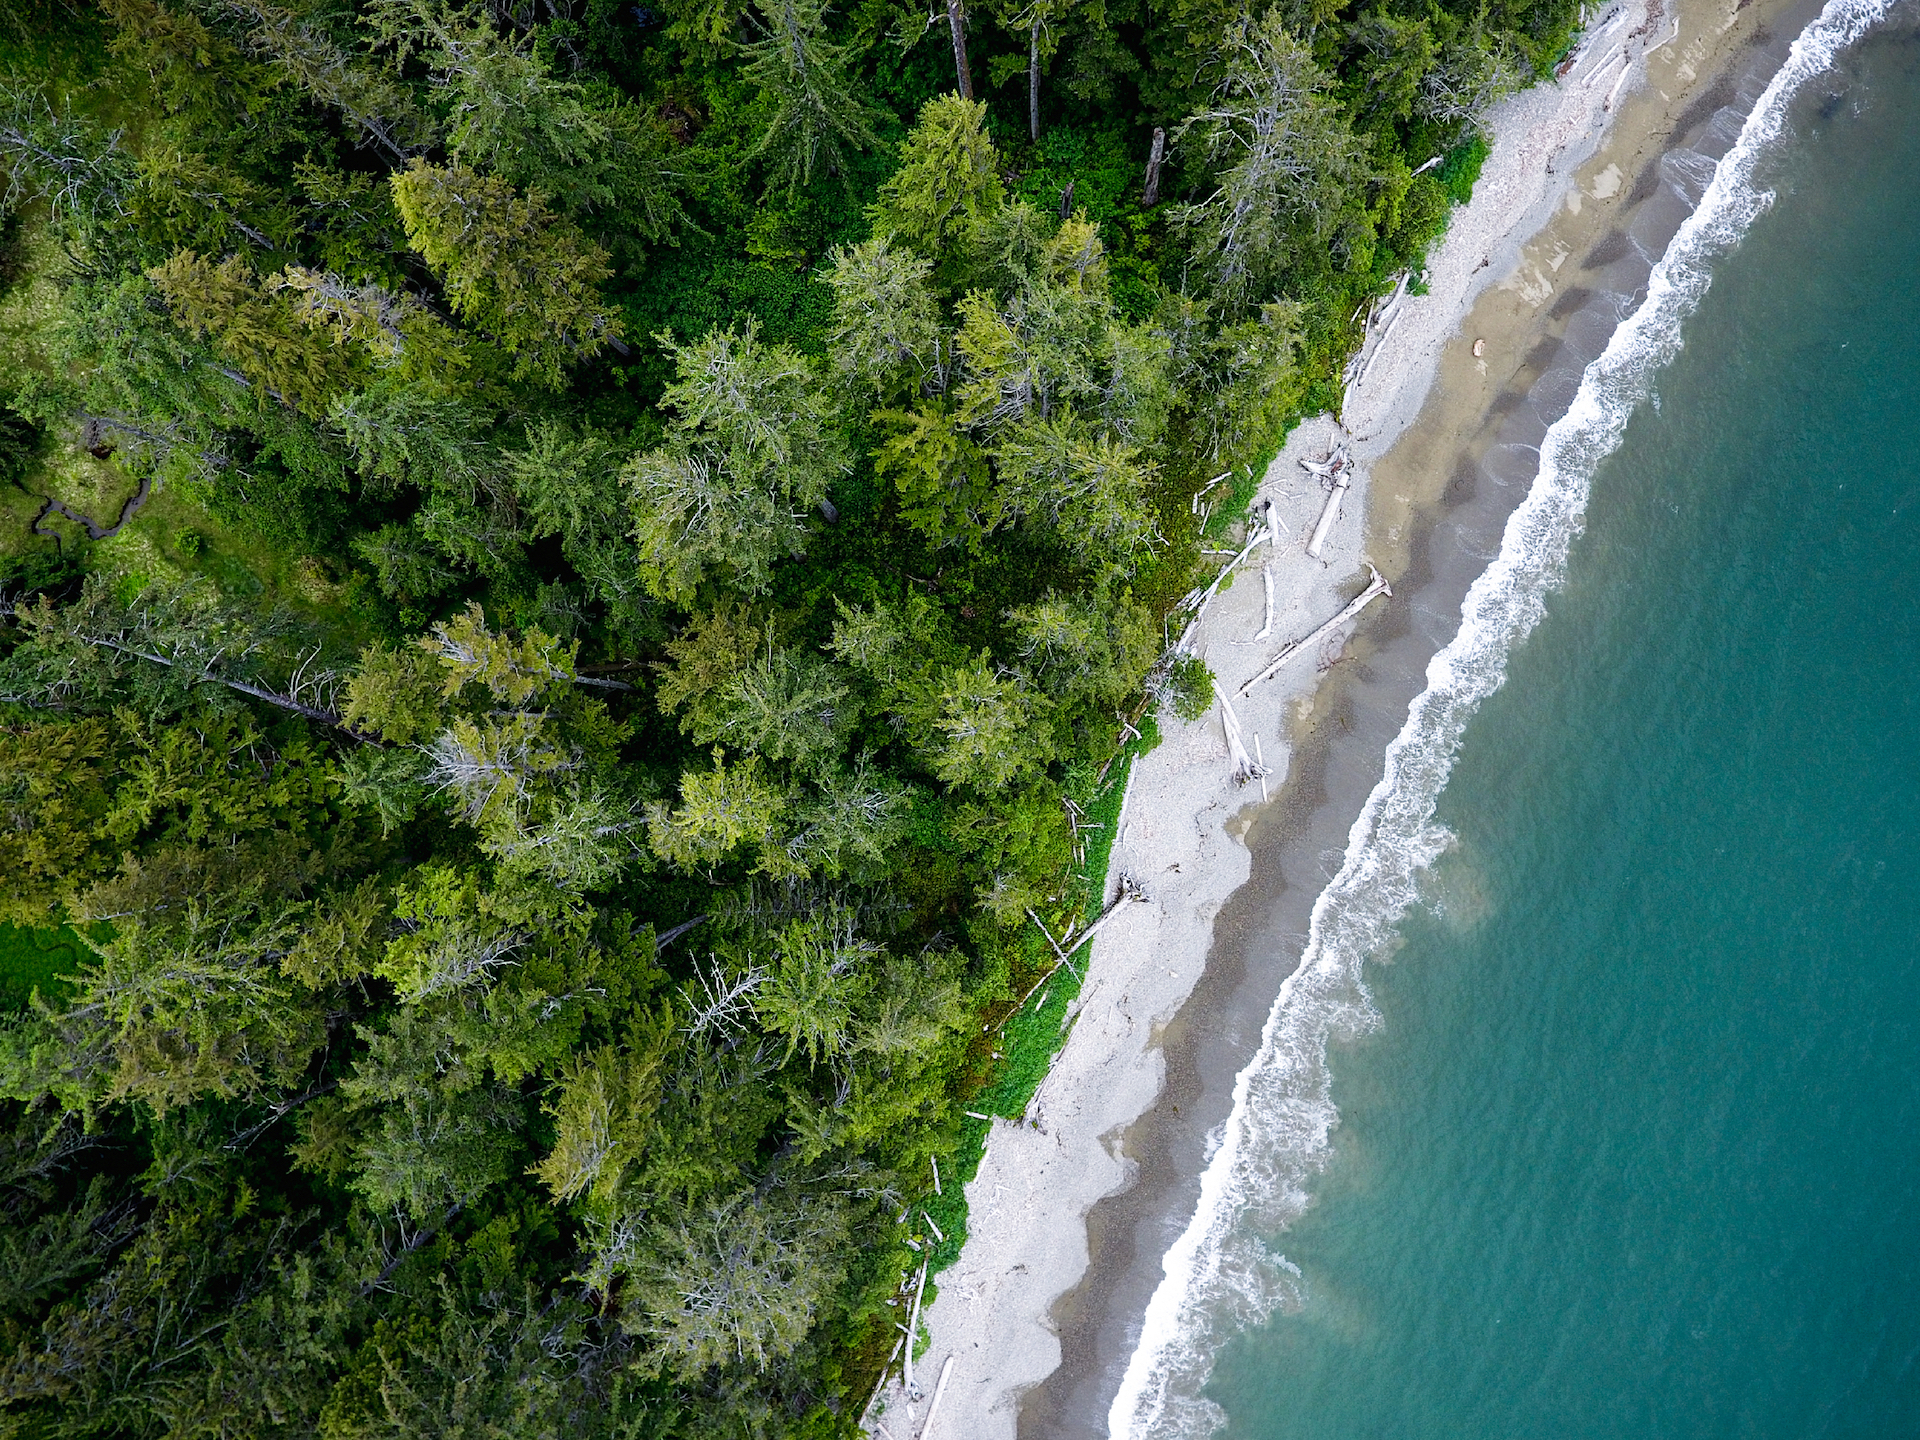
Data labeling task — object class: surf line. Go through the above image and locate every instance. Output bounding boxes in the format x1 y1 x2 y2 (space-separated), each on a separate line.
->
1108 0 1902 1433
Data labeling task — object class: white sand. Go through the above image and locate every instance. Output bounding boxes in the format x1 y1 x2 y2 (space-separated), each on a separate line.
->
868 1 1758 1431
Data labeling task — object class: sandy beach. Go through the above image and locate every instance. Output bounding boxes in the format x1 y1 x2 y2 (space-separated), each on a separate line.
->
869 0 1817 1432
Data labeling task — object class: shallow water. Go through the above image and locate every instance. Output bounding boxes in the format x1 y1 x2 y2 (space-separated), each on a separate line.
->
1197 17 1920 1440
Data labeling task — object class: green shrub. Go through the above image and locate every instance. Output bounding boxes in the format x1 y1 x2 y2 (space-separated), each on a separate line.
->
1165 652 1216 722
1439 133 1492 206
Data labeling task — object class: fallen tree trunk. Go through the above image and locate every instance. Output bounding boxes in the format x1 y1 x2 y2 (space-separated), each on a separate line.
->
946 0 972 98
1173 516 1272 653
1255 560 1275 641
1011 876 1150 1019
1240 565 1391 697
1212 678 1263 786
920 1355 958 1438
905 1257 928 1393
1306 468 1350 559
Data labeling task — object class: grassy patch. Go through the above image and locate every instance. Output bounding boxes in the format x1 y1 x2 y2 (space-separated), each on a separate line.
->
915 712 1163 1298
1201 462 1265 542
0 437 388 654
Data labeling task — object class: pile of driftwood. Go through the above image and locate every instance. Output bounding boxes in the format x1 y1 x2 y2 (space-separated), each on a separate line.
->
1160 437 1394 795
1241 562 1391 697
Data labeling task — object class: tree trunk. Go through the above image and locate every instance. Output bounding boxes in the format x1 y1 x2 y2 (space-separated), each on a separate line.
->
1029 21 1040 140
946 0 973 99
1144 125 1166 205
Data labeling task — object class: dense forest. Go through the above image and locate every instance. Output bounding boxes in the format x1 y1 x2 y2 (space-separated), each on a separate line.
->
0 0 1577 1426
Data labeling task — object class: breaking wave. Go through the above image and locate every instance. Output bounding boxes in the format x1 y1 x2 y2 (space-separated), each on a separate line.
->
1108 0 1901 1432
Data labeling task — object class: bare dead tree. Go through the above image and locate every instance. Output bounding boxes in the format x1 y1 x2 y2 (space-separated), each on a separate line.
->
1144 125 1167 204
0 91 132 225
681 955 767 1041
0 577 368 734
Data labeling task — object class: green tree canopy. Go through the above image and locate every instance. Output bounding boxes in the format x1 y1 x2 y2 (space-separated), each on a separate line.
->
623 320 849 601
390 159 622 387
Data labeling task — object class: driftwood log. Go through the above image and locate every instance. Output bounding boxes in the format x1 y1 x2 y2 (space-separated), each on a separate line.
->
1212 678 1264 786
1240 565 1392 697
1304 447 1352 559
919 1355 958 1438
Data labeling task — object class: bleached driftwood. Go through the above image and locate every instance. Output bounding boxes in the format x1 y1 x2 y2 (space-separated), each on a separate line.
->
1254 733 1269 803
904 1258 928 1393
1378 270 1411 324
1190 469 1232 513
1254 561 1276 641
1240 565 1392 697
1113 752 1140 847
1057 875 1148 966
919 1356 958 1439
1212 679 1265 786
1306 460 1352 559
1357 306 1406 389
1345 268 1412 405
1011 877 1150 1018
1174 519 1272 653
859 1333 907 1429
1026 907 1067 964
1298 444 1348 480
1604 56 1631 109
1022 1006 1084 1122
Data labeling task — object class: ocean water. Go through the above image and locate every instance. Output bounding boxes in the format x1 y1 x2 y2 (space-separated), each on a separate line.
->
1112 3 1920 1435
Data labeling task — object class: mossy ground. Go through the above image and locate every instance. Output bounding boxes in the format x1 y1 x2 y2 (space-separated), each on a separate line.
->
0 923 84 1010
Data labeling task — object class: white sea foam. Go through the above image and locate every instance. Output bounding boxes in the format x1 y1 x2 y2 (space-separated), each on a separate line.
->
1108 2 1900 1432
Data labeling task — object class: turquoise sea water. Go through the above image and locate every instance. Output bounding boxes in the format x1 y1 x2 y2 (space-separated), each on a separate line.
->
1193 17 1920 1440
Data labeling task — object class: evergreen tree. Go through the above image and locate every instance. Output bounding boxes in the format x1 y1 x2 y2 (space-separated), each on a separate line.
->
741 0 880 195
367 0 682 227
931 655 1052 788
645 750 790 870
147 250 362 418
623 321 848 601
0 0 1583 1422
869 94 1004 256
624 1187 849 1375
389 159 623 387
872 401 995 549
219 0 436 162
1174 11 1368 309
751 906 878 1063
821 235 943 396
0 720 112 926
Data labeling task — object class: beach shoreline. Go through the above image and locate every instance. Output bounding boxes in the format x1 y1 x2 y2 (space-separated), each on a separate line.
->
867 0 1818 1432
